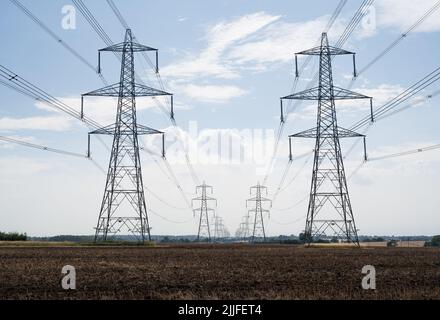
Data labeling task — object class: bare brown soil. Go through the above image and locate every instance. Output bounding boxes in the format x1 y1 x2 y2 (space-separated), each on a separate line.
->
0 244 439 299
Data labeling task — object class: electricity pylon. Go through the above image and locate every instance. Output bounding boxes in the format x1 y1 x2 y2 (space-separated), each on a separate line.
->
246 183 272 243
235 215 250 240
82 29 173 242
213 216 229 241
282 32 373 246
192 182 217 242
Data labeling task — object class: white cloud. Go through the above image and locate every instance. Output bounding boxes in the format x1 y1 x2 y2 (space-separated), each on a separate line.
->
368 141 440 163
176 83 248 103
160 12 347 104
227 16 344 67
161 12 281 79
0 135 37 150
36 96 167 126
338 83 405 113
0 115 72 132
286 84 406 120
0 95 169 133
376 0 440 33
0 156 52 176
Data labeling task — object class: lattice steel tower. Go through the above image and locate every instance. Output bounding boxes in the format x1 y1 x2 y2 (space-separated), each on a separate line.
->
246 183 272 242
82 29 172 242
192 182 217 241
235 215 251 240
282 33 373 245
213 216 229 241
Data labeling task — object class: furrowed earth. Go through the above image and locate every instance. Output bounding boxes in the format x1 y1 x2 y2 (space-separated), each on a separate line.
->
0 244 439 299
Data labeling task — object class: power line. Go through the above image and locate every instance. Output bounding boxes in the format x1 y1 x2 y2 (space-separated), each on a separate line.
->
145 185 189 210
7 0 185 192
0 65 100 129
3 136 195 224
272 142 440 215
9 0 97 74
368 143 440 162
0 64 192 210
73 0 198 188
262 0 369 187
106 0 129 29
72 0 171 119
148 207 194 224
72 0 113 47
270 150 314 204
277 152 312 194
0 135 87 158
104 0 200 186
69 1 197 206
356 0 440 77
1 8 195 218
374 88 440 122
335 0 374 48
350 65 440 131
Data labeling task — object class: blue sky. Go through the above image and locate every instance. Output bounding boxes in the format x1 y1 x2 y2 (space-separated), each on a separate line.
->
1 0 440 237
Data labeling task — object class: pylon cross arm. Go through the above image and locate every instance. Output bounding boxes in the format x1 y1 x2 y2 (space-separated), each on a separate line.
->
88 123 163 136
99 41 157 53
289 127 318 138
192 196 217 202
246 197 272 202
289 126 365 139
248 209 270 213
336 127 365 138
281 86 370 101
296 45 353 56
83 83 171 97
193 208 215 213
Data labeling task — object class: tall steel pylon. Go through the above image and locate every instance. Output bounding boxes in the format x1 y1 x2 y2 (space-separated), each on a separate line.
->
82 29 173 242
282 33 373 246
192 182 217 241
246 183 272 242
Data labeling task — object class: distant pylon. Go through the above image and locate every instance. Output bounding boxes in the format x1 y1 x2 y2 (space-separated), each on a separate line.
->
235 214 250 240
213 216 229 241
82 29 173 242
192 182 217 242
282 33 374 246
246 182 272 242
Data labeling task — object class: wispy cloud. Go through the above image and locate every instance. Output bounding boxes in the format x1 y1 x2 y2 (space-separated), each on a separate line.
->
0 115 72 132
376 0 440 33
160 12 346 105
162 12 281 80
35 96 167 126
337 84 406 113
288 84 406 120
173 83 248 104
226 16 343 67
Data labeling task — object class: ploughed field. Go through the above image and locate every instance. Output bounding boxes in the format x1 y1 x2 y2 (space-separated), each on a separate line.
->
0 244 439 299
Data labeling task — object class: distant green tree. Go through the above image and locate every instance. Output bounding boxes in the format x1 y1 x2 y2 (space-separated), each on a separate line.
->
161 236 170 243
299 232 312 244
0 232 27 241
428 235 440 247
